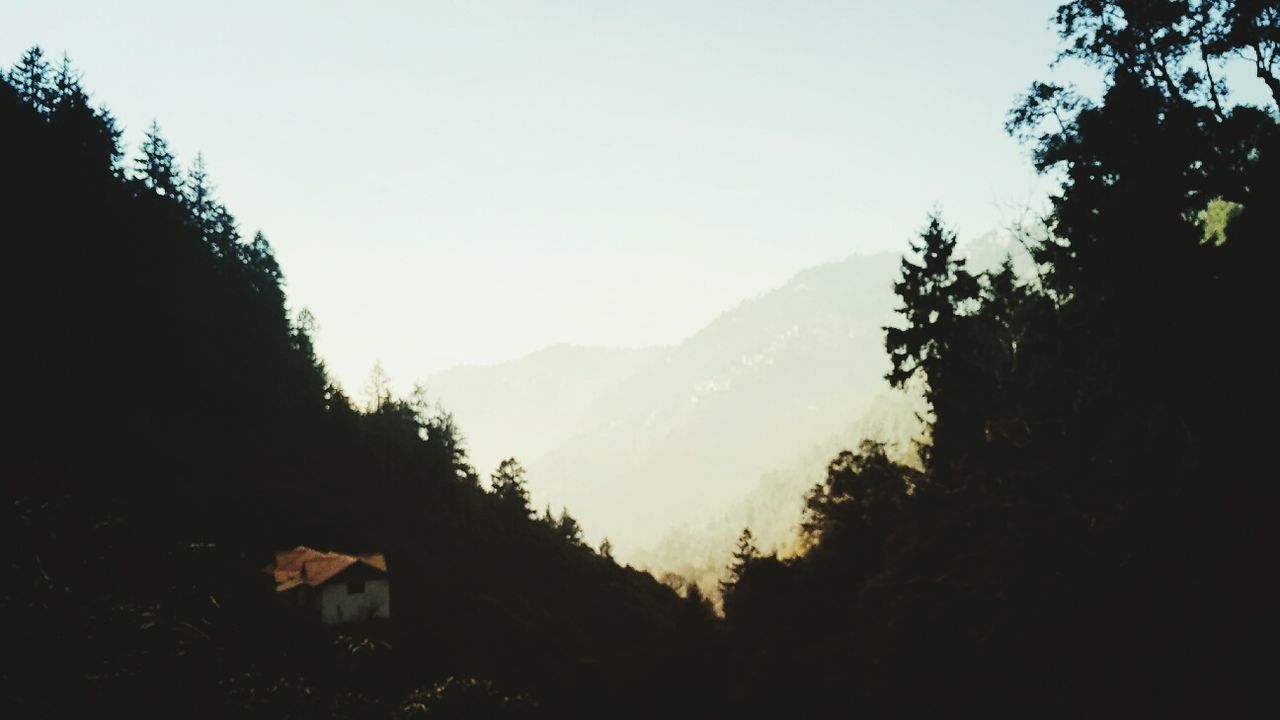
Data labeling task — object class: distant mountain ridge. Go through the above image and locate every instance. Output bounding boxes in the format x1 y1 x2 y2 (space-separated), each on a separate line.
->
427 343 665 476
631 386 928 596
427 251 905 554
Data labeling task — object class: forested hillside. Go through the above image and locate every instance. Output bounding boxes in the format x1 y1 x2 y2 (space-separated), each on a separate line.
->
717 1 1277 715
433 235 1028 588
1 47 715 719
4 1 1276 717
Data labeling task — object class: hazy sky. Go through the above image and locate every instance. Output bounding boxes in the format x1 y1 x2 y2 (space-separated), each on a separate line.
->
5 1 1077 394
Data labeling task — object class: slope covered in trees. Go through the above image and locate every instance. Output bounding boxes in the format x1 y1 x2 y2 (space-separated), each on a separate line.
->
719 1 1277 715
1 47 716 719
5 0 1276 716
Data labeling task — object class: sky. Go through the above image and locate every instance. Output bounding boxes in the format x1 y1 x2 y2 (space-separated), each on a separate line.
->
4 1 1080 395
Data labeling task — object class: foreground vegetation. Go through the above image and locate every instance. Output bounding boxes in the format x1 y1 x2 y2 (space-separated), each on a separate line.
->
4 2 1275 716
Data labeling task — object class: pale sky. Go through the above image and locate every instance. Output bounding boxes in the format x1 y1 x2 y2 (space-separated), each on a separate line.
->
5 1 1079 394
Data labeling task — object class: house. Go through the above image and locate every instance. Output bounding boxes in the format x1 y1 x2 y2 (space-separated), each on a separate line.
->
265 546 390 624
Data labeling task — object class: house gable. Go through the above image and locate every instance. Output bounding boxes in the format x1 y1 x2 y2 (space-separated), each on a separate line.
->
264 546 390 624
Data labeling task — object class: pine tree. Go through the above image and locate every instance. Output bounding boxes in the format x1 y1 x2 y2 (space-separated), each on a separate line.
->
134 120 181 197
184 153 217 238
883 214 978 397
718 528 759 598
49 53 84 116
241 231 284 303
884 215 983 475
207 202 241 262
7 46 52 116
364 361 394 410
489 458 532 518
555 507 584 546
48 54 123 173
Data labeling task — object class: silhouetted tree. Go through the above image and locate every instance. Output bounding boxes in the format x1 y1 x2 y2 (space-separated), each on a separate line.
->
718 528 758 599
554 507 585 546
183 152 216 235
134 119 181 197
1205 0 1280 107
803 442 914 546
883 214 980 474
241 230 285 304
365 361 394 410
7 46 51 115
1054 0 1280 111
489 458 532 518
884 214 978 395
46 52 121 172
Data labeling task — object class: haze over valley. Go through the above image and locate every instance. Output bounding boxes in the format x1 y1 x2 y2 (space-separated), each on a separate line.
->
8 1 1274 715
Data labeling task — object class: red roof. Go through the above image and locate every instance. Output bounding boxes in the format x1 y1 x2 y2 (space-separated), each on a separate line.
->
264 546 387 592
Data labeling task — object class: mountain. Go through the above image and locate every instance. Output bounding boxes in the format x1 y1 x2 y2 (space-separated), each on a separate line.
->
631 385 928 596
427 344 665 477
4 51 717 719
427 252 905 555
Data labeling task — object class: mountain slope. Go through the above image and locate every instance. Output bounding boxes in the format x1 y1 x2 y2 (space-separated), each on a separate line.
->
3 51 716 719
631 386 928 595
427 344 664 476
429 252 904 554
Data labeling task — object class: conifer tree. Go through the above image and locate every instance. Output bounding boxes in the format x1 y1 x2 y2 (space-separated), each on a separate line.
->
134 120 181 197
240 231 285 307
7 46 52 116
489 458 532 518
45 53 122 174
882 214 984 473
184 153 217 237
207 202 241 262
49 53 84 115
555 507 584 546
364 362 394 410
883 214 978 398
719 528 758 598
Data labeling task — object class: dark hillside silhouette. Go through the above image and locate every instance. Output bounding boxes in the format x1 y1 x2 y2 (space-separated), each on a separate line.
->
2 49 717 719
720 1 1277 715
4 1 1276 716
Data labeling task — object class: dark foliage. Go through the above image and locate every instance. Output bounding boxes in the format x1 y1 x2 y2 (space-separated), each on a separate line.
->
721 2 1277 715
6 1 1277 715
1 49 717 719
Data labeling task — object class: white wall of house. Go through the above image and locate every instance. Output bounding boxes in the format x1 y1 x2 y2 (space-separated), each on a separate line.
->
318 577 390 624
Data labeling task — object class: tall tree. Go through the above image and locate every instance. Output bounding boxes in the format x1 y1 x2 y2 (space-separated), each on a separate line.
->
1205 0 1280 108
1054 0 1280 111
803 442 914 544
183 152 217 238
241 230 285 304
134 120 181 197
49 53 84 115
884 214 978 397
718 528 758 599
45 53 122 172
7 46 51 115
489 458 532 518
554 507 585 546
883 215 981 473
